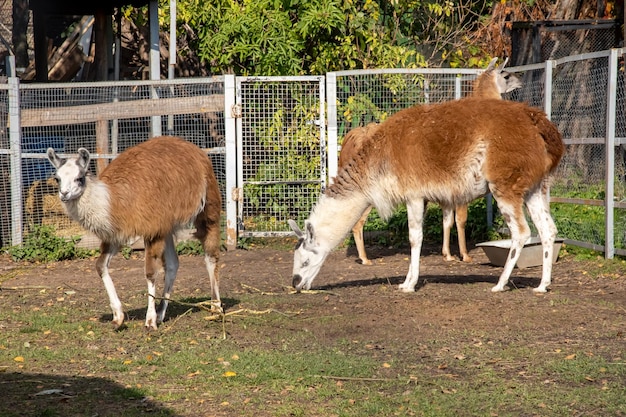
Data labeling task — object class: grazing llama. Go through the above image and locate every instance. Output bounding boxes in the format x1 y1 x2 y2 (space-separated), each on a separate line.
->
47 136 222 330
290 98 564 294
341 57 522 265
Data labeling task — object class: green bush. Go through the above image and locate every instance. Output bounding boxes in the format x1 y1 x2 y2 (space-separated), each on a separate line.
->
354 198 496 248
3 224 93 263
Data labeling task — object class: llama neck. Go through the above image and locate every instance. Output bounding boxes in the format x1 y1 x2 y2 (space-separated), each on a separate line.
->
472 73 501 99
63 177 115 240
308 193 371 250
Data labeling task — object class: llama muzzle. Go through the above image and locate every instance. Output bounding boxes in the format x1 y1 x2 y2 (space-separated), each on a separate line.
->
292 274 303 290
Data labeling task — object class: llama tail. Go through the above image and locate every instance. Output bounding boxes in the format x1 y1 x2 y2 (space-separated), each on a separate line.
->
527 108 565 173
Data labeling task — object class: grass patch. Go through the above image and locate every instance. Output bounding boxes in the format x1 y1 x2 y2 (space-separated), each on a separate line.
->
2 299 625 417
1 248 626 416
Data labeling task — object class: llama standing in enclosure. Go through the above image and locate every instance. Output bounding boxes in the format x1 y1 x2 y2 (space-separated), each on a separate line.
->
47 136 222 330
290 98 564 294
340 57 522 265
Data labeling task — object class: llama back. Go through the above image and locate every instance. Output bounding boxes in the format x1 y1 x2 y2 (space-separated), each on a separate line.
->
328 98 563 218
100 136 220 241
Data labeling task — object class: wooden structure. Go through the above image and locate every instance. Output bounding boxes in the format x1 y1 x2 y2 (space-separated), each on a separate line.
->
28 0 151 82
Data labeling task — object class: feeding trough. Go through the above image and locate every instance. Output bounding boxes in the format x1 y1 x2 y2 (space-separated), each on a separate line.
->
476 237 564 269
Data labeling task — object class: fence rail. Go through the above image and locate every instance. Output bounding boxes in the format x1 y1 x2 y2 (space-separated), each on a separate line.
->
2 49 625 259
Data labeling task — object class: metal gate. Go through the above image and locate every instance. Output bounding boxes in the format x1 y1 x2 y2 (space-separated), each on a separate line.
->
235 76 326 237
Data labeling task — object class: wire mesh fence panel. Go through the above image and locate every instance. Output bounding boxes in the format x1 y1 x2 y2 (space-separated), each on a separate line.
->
544 24 619 61
509 67 546 108
546 55 610 249
0 84 9 247
236 76 325 236
10 78 227 249
4 49 626 255
334 70 482 139
511 20 620 66
613 68 626 252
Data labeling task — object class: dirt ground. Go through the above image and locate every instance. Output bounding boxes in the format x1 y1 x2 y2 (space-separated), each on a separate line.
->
3 240 625 347
1 240 626 416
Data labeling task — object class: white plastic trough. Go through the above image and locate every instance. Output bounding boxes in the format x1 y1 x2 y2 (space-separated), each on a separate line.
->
476 237 564 269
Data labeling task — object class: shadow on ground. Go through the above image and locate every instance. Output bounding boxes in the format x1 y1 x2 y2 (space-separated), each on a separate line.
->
0 372 178 417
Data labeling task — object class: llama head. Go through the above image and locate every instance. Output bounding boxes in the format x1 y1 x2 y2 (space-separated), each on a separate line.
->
486 57 523 94
47 147 91 202
288 219 329 291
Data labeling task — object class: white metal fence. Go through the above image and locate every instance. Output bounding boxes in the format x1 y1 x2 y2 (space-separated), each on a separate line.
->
2 49 626 258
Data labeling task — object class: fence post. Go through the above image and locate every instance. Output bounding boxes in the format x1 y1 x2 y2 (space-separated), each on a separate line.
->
544 60 555 119
454 75 462 100
604 49 619 259
326 72 338 182
318 76 327 190
148 0 162 137
224 74 238 249
8 76 23 246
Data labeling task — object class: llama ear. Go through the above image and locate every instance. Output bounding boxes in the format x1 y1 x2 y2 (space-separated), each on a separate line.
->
288 219 303 238
47 148 63 169
498 57 509 71
76 148 91 170
305 221 316 245
486 57 498 71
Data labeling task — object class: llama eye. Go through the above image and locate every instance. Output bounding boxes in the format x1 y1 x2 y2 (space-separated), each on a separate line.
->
503 74 510 80
302 260 310 268
53 177 60 184
77 176 85 186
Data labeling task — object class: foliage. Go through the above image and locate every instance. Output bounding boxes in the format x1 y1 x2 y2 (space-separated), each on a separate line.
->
353 197 496 249
176 239 204 256
152 0 501 76
3 224 93 263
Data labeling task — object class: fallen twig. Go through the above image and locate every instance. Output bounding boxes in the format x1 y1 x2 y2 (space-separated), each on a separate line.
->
240 283 276 294
240 283 338 296
151 295 299 339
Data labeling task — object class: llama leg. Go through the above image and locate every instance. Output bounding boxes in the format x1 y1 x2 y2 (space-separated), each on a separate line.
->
95 242 124 328
455 204 473 263
156 234 179 324
196 211 222 313
144 238 165 330
399 198 425 292
352 206 373 265
525 185 557 293
441 205 455 261
491 197 530 292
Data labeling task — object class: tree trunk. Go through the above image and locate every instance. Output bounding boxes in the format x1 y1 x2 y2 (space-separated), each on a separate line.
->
12 0 30 68
552 0 582 19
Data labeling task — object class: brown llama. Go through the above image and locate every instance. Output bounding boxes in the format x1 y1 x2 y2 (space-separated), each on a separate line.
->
290 98 564 294
340 57 522 265
47 136 222 330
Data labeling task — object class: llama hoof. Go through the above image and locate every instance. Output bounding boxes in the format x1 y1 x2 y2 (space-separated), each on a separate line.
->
112 321 126 331
111 316 125 330
461 256 473 263
361 259 373 266
491 285 506 293
443 255 456 262
398 284 416 293
144 320 158 331
533 286 548 294
210 302 223 314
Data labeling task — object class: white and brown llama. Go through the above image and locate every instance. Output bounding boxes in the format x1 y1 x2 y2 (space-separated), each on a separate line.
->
47 136 222 330
289 98 564 294
340 57 522 266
